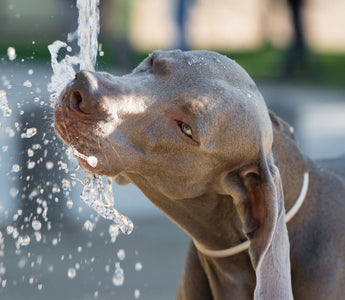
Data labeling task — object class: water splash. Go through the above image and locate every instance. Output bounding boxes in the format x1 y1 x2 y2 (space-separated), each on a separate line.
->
80 173 133 235
48 0 100 106
0 90 12 117
48 0 133 235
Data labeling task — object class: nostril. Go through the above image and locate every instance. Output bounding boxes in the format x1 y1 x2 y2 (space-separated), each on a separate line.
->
71 91 83 112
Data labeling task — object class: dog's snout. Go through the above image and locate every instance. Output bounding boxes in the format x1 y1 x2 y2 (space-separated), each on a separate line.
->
67 70 99 115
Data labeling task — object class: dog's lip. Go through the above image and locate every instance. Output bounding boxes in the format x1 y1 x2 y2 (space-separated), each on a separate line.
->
54 120 69 143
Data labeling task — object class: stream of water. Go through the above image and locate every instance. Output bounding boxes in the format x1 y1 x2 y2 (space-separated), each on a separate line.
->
48 0 134 236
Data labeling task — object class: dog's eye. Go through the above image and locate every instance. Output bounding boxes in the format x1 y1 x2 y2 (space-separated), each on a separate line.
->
178 122 193 138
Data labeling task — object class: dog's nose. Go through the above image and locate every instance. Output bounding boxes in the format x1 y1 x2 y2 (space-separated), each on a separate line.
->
68 70 99 114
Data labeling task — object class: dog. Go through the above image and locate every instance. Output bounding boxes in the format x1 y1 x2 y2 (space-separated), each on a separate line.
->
54 50 345 299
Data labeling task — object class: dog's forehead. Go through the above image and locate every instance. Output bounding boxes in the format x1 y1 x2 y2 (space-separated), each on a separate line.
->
152 50 255 86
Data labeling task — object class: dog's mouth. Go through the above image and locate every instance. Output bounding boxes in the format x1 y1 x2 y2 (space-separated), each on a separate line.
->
54 97 108 175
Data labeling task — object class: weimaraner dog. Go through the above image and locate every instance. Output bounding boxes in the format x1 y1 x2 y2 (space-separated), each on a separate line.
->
54 50 345 299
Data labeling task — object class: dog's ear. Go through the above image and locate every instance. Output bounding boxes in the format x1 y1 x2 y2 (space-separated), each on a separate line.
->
222 152 293 299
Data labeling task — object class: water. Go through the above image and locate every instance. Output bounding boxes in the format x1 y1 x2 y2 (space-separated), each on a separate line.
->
48 0 100 105
112 262 125 286
71 147 98 168
117 249 126 261
21 127 37 138
67 267 77 279
0 1 140 298
6 47 16 61
48 0 133 235
80 173 134 235
0 90 12 117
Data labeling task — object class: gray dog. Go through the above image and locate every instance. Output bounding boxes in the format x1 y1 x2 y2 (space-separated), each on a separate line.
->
54 50 345 299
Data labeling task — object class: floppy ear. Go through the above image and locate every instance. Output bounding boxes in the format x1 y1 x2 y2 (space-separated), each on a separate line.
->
223 152 293 299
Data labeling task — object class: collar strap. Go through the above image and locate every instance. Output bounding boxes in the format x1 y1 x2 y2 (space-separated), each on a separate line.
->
193 172 309 258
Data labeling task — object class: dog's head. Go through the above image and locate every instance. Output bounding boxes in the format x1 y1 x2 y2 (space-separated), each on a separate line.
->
55 50 272 198
54 50 292 298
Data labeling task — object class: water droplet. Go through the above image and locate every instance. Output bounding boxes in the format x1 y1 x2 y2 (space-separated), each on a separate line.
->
32 220 41 231
83 220 94 232
87 155 98 168
27 148 34 157
52 185 60 193
23 80 32 88
11 164 21 172
134 289 140 299
62 179 71 190
45 161 54 170
34 232 42 242
18 235 31 246
21 127 37 138
67 267 76 279
7 47 16 60
28 69 34 75
112 262 124 286
117 249 125 261
0 90 12 117
66 200 74 209
135 262 143 272
0 265 6 276
6 225 14 235
27 161 36 169
108 224 119 243
37 283 43 290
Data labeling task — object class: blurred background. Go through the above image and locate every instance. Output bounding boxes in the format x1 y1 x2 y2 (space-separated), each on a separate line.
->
0 0 344 299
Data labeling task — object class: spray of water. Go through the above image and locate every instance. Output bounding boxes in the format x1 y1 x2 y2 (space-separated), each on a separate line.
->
48 0 133 235
0 1 140 295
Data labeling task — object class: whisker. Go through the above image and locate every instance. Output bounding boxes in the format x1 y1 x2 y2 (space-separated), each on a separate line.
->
109 142 121 161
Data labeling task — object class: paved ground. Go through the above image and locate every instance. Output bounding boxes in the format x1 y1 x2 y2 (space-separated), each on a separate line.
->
0 61 344 299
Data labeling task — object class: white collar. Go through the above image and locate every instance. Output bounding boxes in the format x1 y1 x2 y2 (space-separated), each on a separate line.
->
193 172 309 258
